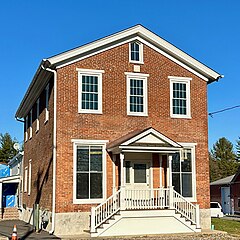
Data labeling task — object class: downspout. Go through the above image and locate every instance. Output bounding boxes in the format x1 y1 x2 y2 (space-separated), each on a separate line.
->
41 65 57 235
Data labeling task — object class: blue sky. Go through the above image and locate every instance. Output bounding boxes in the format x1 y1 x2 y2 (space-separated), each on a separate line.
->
0 0 239 150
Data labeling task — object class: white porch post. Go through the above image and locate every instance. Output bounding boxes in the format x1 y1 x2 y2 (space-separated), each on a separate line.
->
168 155 172 187
159 155 162 188
112 155 116 194
196 204 200 229
120 153 126 210
0 182 2 217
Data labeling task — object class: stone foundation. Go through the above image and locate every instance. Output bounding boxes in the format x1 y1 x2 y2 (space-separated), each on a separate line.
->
200 208 211 230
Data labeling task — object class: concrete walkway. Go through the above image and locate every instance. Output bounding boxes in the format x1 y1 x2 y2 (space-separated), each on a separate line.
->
0 220 60 239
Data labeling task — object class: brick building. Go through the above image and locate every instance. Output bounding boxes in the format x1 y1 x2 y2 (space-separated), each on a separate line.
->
15 25 222 237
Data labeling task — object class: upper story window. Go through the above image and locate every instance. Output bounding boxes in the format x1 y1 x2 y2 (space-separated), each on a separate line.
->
129 41 143 64
45 83 49 123
25 116 28 142
77 68 104 114
29 109 32 139
169 76 192 119
125 72 149 116
36 98 40 132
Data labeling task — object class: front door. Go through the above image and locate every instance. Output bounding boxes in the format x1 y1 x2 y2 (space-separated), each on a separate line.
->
125 160 150 189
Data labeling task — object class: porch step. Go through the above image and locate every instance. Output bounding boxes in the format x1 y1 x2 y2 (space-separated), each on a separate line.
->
91 209 201 237
1 207 19 220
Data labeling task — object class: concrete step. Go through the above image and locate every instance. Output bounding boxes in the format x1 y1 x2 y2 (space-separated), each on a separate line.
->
1 207 19 220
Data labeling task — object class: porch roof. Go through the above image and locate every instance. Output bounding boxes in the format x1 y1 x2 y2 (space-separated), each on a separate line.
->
107 127 182 154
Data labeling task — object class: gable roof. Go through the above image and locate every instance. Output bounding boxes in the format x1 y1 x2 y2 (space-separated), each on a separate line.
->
16 24 223 119
107 127 182 153
210 175 235 186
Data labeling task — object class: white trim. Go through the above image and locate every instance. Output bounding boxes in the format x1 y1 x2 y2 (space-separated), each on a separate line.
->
45 83 49 123
159 155 162 188
72 139 107 204
29 109 32 139
122 128 182 148
112 155 116 194
77 69 104 114
129 41 144 64
126 72 148 116
48 25 220 81
24 166 28 193
36 98 40 133
28 160 32 196
169 76 191 119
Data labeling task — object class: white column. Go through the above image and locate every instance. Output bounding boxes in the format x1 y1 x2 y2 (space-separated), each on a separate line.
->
120 153 126 210
168 155 172 187
159 155 162 188
0 182 2 216
196 204 200 229
120 153 125 187
112 155 116 194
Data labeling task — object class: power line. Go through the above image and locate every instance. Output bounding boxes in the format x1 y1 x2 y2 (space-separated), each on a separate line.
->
209 105 240 117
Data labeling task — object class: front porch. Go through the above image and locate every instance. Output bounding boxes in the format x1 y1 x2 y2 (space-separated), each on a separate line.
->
90 128 200 237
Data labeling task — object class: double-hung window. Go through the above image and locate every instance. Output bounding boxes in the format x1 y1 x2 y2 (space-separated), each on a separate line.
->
169 76 191 118
172 144 196 200
73 140 107 204
77 69 104 114
125 72 149 116
129 41 143 63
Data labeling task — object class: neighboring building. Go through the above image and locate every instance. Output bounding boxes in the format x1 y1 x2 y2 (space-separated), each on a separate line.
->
210 168 240 215
0 152 24 219
15 25 222 237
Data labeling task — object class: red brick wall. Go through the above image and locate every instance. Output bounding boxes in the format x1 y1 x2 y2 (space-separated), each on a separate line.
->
22 78 54 210
55 42 210 212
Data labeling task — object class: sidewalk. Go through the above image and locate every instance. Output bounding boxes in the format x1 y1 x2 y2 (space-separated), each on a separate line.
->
0 220 60 240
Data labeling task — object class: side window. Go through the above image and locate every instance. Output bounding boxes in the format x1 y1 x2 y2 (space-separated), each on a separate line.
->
172 148 194 198
36 98 40 132
45 83 49 123
29 110 32 139
125 72 149 116
77 69 104 114
169 76 191 118
129 41 143 63
25 116 28 142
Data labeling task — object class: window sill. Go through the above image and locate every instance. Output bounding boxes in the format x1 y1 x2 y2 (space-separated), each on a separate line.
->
170 114 192 119
127 113 148 117
73 198 104 204
78 110 103 114
35 129 39 134
44 119 49 124
130 60 144 65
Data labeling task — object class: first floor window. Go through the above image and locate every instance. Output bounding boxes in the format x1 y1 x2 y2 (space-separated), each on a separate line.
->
172 149 193 197
76 145 103 200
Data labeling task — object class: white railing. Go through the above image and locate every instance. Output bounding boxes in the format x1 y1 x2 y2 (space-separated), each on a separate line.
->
173 189 200 228
90 189 121 233
90 187 200 232
125 188 169 210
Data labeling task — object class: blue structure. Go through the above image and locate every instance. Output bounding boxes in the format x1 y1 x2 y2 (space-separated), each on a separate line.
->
0 164 10 178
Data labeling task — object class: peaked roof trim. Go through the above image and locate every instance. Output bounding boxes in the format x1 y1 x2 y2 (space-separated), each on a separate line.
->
46 24 222 81
107 127 182 152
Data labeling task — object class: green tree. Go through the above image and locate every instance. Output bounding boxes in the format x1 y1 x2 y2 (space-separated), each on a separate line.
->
0 133 18 163
210 137 239 182
236 137 240 161
211 137 236 162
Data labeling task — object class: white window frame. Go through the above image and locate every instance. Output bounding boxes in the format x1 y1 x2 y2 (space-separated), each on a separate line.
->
24 166 28 193
45 83 49 123
169 76 192 119
77 68 104 114
129 41 144 64
28 160 32 195
72 139 108 204
36 98 40 132
125 72 149 116
174 142 197 202
25 116 28 142
29 109 32 139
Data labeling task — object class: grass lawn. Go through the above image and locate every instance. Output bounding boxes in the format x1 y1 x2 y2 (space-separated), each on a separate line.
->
212 218 240 236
